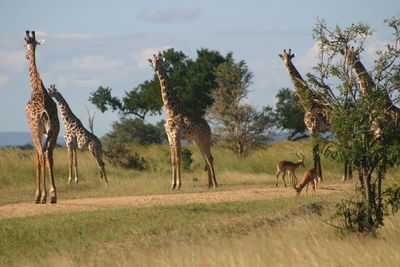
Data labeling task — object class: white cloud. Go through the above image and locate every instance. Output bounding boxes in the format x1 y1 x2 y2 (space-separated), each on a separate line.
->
295 43 319 71
52 33 105 40
138 7 200 23
0 49 26 72
133 46 174 69
59 55 124 71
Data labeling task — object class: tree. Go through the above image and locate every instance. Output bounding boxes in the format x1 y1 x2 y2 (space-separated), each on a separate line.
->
310 16 400 232
89 48 228 120
208 58 271 157
268 88 307 140
104 117 166 145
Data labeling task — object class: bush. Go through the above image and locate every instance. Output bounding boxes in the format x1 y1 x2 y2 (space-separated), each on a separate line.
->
181 148 193 171
103 141 147 170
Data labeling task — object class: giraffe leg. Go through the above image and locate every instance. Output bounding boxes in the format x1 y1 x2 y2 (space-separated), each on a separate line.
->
67 146 74 185
46 149 57 204
39 151 47 204
89 143 108 186
73 147 79 185
195 140 217 188
34 150 42 204
174 139 182 189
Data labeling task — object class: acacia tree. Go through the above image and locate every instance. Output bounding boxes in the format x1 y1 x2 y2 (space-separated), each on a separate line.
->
89 48 228 120
310 16 400 232
207 58 271 157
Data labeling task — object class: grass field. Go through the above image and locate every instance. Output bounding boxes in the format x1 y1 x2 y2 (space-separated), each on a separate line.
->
0 141 399 266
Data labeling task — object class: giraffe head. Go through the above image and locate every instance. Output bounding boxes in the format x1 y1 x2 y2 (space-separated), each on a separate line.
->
148 53 165 72
279 49 296 64
47 84 61 100
341 46 362 66
24 30 44 59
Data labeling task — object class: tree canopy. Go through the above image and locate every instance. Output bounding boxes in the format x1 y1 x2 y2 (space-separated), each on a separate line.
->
89 48 229 119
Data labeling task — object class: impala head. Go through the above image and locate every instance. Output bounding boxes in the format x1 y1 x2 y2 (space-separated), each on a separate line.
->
24 30 44 59
279 49 296 63
296 152 305 167
148 52 165 72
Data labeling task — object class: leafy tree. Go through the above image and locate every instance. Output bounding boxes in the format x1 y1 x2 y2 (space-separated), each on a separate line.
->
104 117 166 145
208 58 271 157
311 16 400 232
268 88 307 140
89 48 228 119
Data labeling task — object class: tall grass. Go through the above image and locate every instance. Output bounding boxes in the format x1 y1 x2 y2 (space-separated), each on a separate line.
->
0 141 395 205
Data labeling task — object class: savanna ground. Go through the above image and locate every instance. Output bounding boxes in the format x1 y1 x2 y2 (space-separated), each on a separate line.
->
0 141 400 266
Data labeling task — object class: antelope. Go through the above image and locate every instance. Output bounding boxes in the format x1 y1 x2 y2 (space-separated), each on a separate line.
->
276 152 305 187
294 167 318 196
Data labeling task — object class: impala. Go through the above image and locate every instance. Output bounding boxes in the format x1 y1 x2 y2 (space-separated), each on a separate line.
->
276 152 305 187
294 167 318 196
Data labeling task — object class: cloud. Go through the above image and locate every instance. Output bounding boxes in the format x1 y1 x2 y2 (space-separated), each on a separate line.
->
133 46 174 69
51 33 105 40
51 74 101 89
295 43 319 71
138 7 200 23
0 49 26 72
58 55 124 71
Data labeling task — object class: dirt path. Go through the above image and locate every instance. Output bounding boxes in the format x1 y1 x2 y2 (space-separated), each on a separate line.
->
0 183 351 219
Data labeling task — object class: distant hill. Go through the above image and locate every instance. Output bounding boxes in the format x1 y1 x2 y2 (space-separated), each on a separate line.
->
0 132 65 147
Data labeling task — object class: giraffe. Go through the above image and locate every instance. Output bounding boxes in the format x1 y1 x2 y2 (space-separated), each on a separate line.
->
24 30 60 204
47 85 109 186
343 46 400 125
279 49 331 181
148 53 217 190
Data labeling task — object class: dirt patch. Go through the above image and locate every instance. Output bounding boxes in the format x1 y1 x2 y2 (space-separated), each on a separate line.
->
0 183 350 219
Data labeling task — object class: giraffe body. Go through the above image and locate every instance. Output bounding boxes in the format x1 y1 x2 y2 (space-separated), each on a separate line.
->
149 54 217 190
48 85 108 186
24 31 60 204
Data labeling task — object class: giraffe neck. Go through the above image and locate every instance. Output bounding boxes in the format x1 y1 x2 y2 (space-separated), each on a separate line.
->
351 57 395 108
284 60 315 108
350 59 375 95
156 68 184 117
54 94 83 130
27 45 46 96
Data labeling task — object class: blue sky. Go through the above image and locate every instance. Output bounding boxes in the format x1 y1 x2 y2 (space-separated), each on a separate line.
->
0 0 398 137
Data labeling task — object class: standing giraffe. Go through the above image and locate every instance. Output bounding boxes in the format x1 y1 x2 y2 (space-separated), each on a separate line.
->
47 85 108 186
148 53 217 190
24 31 60 204
279 49 330 180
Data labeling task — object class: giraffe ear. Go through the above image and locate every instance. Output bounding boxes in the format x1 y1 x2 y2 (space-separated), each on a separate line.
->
37 39 45 45
278 54 283 58
162 57 166 62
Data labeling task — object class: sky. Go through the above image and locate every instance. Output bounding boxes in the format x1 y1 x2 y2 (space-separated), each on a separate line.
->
0 0 398 137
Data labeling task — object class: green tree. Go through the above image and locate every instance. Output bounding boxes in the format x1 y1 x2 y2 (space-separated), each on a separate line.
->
208 58 271 157
104 117 166 145
269 88 307 140
89 48 228 119
311 16 400 232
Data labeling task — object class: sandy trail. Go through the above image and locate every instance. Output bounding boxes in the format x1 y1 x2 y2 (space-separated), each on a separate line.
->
0 183 350 219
